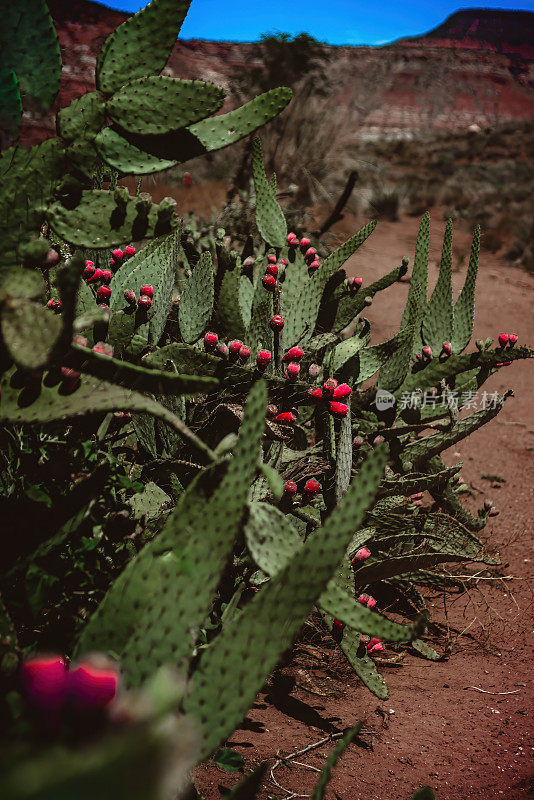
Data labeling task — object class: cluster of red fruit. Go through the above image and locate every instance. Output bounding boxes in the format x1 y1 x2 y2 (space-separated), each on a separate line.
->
261 253 289 292
496 332 518 367
282 477 321 501
286 233 321 271
81 246 149 309
308 378 351 418
416 342 453 363
20 654 118 718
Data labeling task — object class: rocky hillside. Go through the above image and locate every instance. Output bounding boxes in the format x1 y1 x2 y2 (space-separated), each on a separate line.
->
21 1 534 145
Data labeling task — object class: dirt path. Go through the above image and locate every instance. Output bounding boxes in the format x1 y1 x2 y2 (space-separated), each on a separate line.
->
196 212 533 800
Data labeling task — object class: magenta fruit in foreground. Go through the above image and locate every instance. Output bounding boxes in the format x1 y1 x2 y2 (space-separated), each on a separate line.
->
204 331 218 349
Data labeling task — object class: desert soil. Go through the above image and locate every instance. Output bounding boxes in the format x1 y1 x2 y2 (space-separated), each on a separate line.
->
191 210 533 800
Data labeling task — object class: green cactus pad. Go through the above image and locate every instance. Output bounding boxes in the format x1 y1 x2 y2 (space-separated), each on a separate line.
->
48 190 178 249
184 446 386 758
422 219 454 351
245 502 303 574
107 77 225 136
96 0 193 95
357 327 414 384
0 268 44 301
452 226 480 354
401 213 430 356
0 0 61 109
57 92 106 144
329 261 407 335
95 127 176 175
179 251 215 344
1 299 61 370
252 137 287 247
0 69 22 140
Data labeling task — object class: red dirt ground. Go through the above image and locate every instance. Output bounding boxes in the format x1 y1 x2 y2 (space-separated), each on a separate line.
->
195 212 533 800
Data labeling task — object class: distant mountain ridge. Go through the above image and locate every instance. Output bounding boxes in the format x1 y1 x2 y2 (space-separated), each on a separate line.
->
21 2 534 145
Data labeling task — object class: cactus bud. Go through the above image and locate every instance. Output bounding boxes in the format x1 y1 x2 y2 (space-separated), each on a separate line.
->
87 268 103 284
138 294 152 310
124 289 136 305
266 404 278 418
124 245 136 258
265 263 278 278
238 345 251 362
303 478 321 497
368 641 384 654
509 333 518 346
300 237 310 249
308 363 321 379
329 401 349 418
498 333 509 347
256 349 272 369
351 547 371 565
140 284 154 299
372 435 385 446
441 342 452 356
322 378 338 398
267 254 277 264
72 335 88 348
83 262 95 279
489 508 499 517
411 492 423 501
283 480 298 497
216 342 229 358
270 314 284 331
422 346 432 360
97 285 111 304
93 342 113 357
475 339 485 351
204 331 218 350
280 258 289 266
287 232 298 245
353 436 364 448
20 655 68 712
262 274 276 291
111 249 123 263
283 346 304 362
68 659 119 711
308 387 323 402
347 276 363 291
305 247 316 261
228 339 243 356
332 619 345 632
274 411 296 424
308 259 320 271
332 383 351 399
285 362 300 381
483 498 493 511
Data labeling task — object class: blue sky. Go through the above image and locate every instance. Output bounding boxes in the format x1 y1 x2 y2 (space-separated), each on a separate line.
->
100 0 534 45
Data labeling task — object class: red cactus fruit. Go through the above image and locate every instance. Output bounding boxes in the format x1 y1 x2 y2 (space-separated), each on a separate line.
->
45 249 59 265
87 268 103 284
100 269 111 285
372 435 385 445
322 378 338 398
411 492 423 501
303 478 321 496
308 259 320 271
280 258 289 266
441 342 452 356
267 254 277 264
138 294 152 310
124 289 136 305
351 547 371 564
366 596 377 609
216 342 229 358
97 285 111 304
111 249 123 263
332 619 345 631
204 331 218 350
285 362 300 381
83 262 95 279
353 436 364 448
265 263 278 277
20 655 68 712
93 342 114 357
140 284 154 299
308 387 323 402
124 245 136 258
183 172 192 187
228 339 243 356
368 641 384 654
68 661 118 711
357 594 368 606
238 345 251 362
274 411 297 424
305 247 316 261
509 333 518 346
284 480 298 497
329 401 349 418
256 349 272 368
308 363 321 379
47 298 59 312
489 508 499 517
72 335 88 348
300 237 310 248
422 346 432 359
332 383 351 399
283 346 304 362
347 276 363 290
498 333 509 347
262 274 276 291
270 314 285 331
287 232 298 245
